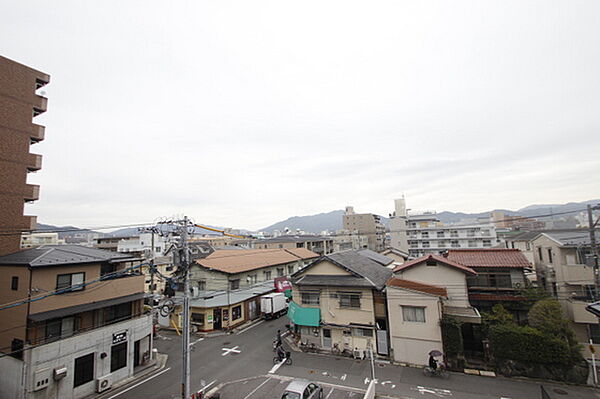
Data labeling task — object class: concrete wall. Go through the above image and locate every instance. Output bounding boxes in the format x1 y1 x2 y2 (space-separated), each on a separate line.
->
21 314 152 399
394 262 470 308
0 354 26 399
387 286 443 366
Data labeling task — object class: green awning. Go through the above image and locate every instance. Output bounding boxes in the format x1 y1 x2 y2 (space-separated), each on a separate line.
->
284 289 292 299
287 301 320 327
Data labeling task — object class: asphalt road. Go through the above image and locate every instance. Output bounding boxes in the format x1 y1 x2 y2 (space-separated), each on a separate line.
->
101 317 600 399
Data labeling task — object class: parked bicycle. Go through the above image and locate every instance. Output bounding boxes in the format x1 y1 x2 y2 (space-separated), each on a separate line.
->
331 343 352 357
299 341 318 353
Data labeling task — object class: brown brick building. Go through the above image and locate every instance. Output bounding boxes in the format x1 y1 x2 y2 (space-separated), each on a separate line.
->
0 56 49 256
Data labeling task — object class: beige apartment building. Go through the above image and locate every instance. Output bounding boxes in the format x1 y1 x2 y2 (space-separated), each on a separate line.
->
532 231 600 358
289 250 393 357
343 207 386 252
0 245 152 399
0 56 49 256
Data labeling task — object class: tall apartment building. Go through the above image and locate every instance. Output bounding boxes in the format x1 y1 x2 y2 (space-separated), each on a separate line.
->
342 206 386 252
388 198 409 253
0 245 153 399
407 212 498 258
0 56 49 256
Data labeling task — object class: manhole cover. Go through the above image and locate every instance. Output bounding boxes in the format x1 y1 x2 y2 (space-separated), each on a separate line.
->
377 363 385 368
309 370 314 374
553 389 568 395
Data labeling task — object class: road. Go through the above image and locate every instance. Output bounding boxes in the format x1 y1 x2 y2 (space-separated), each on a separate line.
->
102 317 599 399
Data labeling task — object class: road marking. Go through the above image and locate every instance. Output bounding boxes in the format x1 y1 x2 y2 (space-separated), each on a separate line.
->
199 380 216 393
236 320 265 335
269 359 285 374
325 387 335 399
106 367 171 399
222 346 241 356
191 337 204 346
243 377 271 399
412 386 452 397
341 374 347 381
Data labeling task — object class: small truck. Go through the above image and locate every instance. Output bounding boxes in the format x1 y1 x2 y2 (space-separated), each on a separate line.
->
260 292 288 320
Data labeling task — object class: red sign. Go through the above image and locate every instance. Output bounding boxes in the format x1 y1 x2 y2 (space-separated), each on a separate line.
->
274 276 292 292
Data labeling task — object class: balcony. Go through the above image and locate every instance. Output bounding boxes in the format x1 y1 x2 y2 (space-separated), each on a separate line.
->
24 184 40 202
29 274 146 315
565 299 598 324
562 264 594 284
32 95 48 116
27 153 42 172
30 124 45 143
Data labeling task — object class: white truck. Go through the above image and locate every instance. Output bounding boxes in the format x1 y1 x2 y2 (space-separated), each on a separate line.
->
260 292 288 320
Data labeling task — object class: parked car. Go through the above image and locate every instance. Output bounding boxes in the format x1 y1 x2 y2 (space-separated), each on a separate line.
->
281 380 323 399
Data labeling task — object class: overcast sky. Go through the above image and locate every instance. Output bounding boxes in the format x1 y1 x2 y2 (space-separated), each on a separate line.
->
2 1 600 231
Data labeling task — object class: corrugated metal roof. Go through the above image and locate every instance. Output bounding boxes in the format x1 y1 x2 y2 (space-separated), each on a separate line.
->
0 245 134 267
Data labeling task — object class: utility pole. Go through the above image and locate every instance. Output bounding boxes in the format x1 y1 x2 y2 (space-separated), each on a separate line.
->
588 205 600 298
181 216 191 399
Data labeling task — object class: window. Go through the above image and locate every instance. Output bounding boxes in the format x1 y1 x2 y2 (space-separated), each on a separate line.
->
468 240 477 247
264 271 272 280
46 318 62 341
288 265 294 274
301 291 320 305
450 231 459 238
191 313 204 325
437 231 445 238
339 292 361 308
526 242 531 251
547 248 553 263
353 328 373 337
107 302 132 323
277 268 284 277
248 274 257 284
451 240 460 248
110 342 127 372
56 272 85 292
426 260 436 266
481 229 490 236
589 324 600 344
155 246 161 252
230 279 240 290
232 305 242 320
538 247 543 261
438 241 446 248
74 353 94 387
422 241 430 248
197 280 206 291
100 263 116 277
402 306 426 323
483 239 491 247
11 276 18 291
422 232 429 238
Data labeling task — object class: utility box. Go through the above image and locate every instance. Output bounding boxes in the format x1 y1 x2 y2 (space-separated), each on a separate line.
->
261 292 288 320
33 368 51 391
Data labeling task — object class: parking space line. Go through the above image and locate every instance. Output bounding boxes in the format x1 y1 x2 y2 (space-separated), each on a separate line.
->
200 380 216 393
236 320 265 335
268 359 285 374
243 377 272 399
325 387 334 399
106 367 171 399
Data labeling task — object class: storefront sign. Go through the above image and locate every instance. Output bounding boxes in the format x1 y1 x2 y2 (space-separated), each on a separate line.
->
274 276 292 292
112 331 127 344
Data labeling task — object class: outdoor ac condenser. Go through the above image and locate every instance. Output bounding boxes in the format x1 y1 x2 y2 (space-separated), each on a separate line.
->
96 375 113 393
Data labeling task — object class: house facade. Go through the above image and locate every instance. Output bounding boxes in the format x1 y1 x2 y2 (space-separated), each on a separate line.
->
532 231 600 358
288 251 392 357
190 248 318 292
388 254 480 366
0 245 152 399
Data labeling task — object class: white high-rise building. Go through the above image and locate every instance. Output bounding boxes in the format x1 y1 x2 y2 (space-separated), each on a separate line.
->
389 198 409 253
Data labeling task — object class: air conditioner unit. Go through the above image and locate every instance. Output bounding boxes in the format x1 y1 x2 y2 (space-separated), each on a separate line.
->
96 375 113 393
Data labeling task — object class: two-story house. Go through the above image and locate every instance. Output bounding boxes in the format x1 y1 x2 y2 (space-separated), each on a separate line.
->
445 249 531 321
288 250 392 358
388 254 480 366
532 231 600 358
190 248 318 292
0 245 152 399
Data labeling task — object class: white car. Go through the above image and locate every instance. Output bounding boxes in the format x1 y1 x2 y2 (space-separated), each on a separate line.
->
281 379 323 399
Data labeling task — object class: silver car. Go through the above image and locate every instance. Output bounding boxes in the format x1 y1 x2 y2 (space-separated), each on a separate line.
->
281 379 323 399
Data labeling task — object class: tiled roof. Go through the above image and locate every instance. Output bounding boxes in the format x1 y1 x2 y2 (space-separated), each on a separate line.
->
541 231 591 247
445 249 531 269
295 275 374 288
326 251 393 290
196 248 318 274
0 245 135 267
393 254 477 275
357 249 394 266
387 278 447 297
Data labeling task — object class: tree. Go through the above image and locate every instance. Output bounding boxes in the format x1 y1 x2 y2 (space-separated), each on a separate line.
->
481 304 515 337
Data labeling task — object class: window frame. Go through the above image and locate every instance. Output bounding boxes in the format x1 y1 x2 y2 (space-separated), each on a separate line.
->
300 291 320 305
110 342 128 372
74 352 95 388
11 276 18 291
230 279 240 290
56 272 85 292
338 292 361 309
402 305 426 323
232 305 242 320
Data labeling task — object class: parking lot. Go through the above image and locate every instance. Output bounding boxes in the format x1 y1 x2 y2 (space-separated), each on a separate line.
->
208 375 366 399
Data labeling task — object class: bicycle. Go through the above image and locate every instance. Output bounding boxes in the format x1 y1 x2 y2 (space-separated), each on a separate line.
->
331 343 352 357
273 351 293 365
423 365 450 379
300 341 318 353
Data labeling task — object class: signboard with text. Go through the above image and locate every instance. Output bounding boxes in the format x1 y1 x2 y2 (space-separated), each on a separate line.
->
274 276 292 292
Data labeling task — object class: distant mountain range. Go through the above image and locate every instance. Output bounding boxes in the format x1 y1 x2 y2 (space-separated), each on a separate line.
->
259 199 599 233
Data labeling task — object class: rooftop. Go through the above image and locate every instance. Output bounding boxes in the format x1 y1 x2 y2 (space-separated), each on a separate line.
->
393 254 477 275
357 249 394 266
188 281 275 308
196 248 319 274
446 249 531 269
253 235 332 243
0 245 135 267
541 231 593 246
387 277 447 297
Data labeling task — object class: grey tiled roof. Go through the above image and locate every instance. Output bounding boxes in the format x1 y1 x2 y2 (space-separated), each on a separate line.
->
544 231 591 246
357 249 393 266
0 245 135 267
326 250 393 290
509 231 542 241
294 274 373 288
